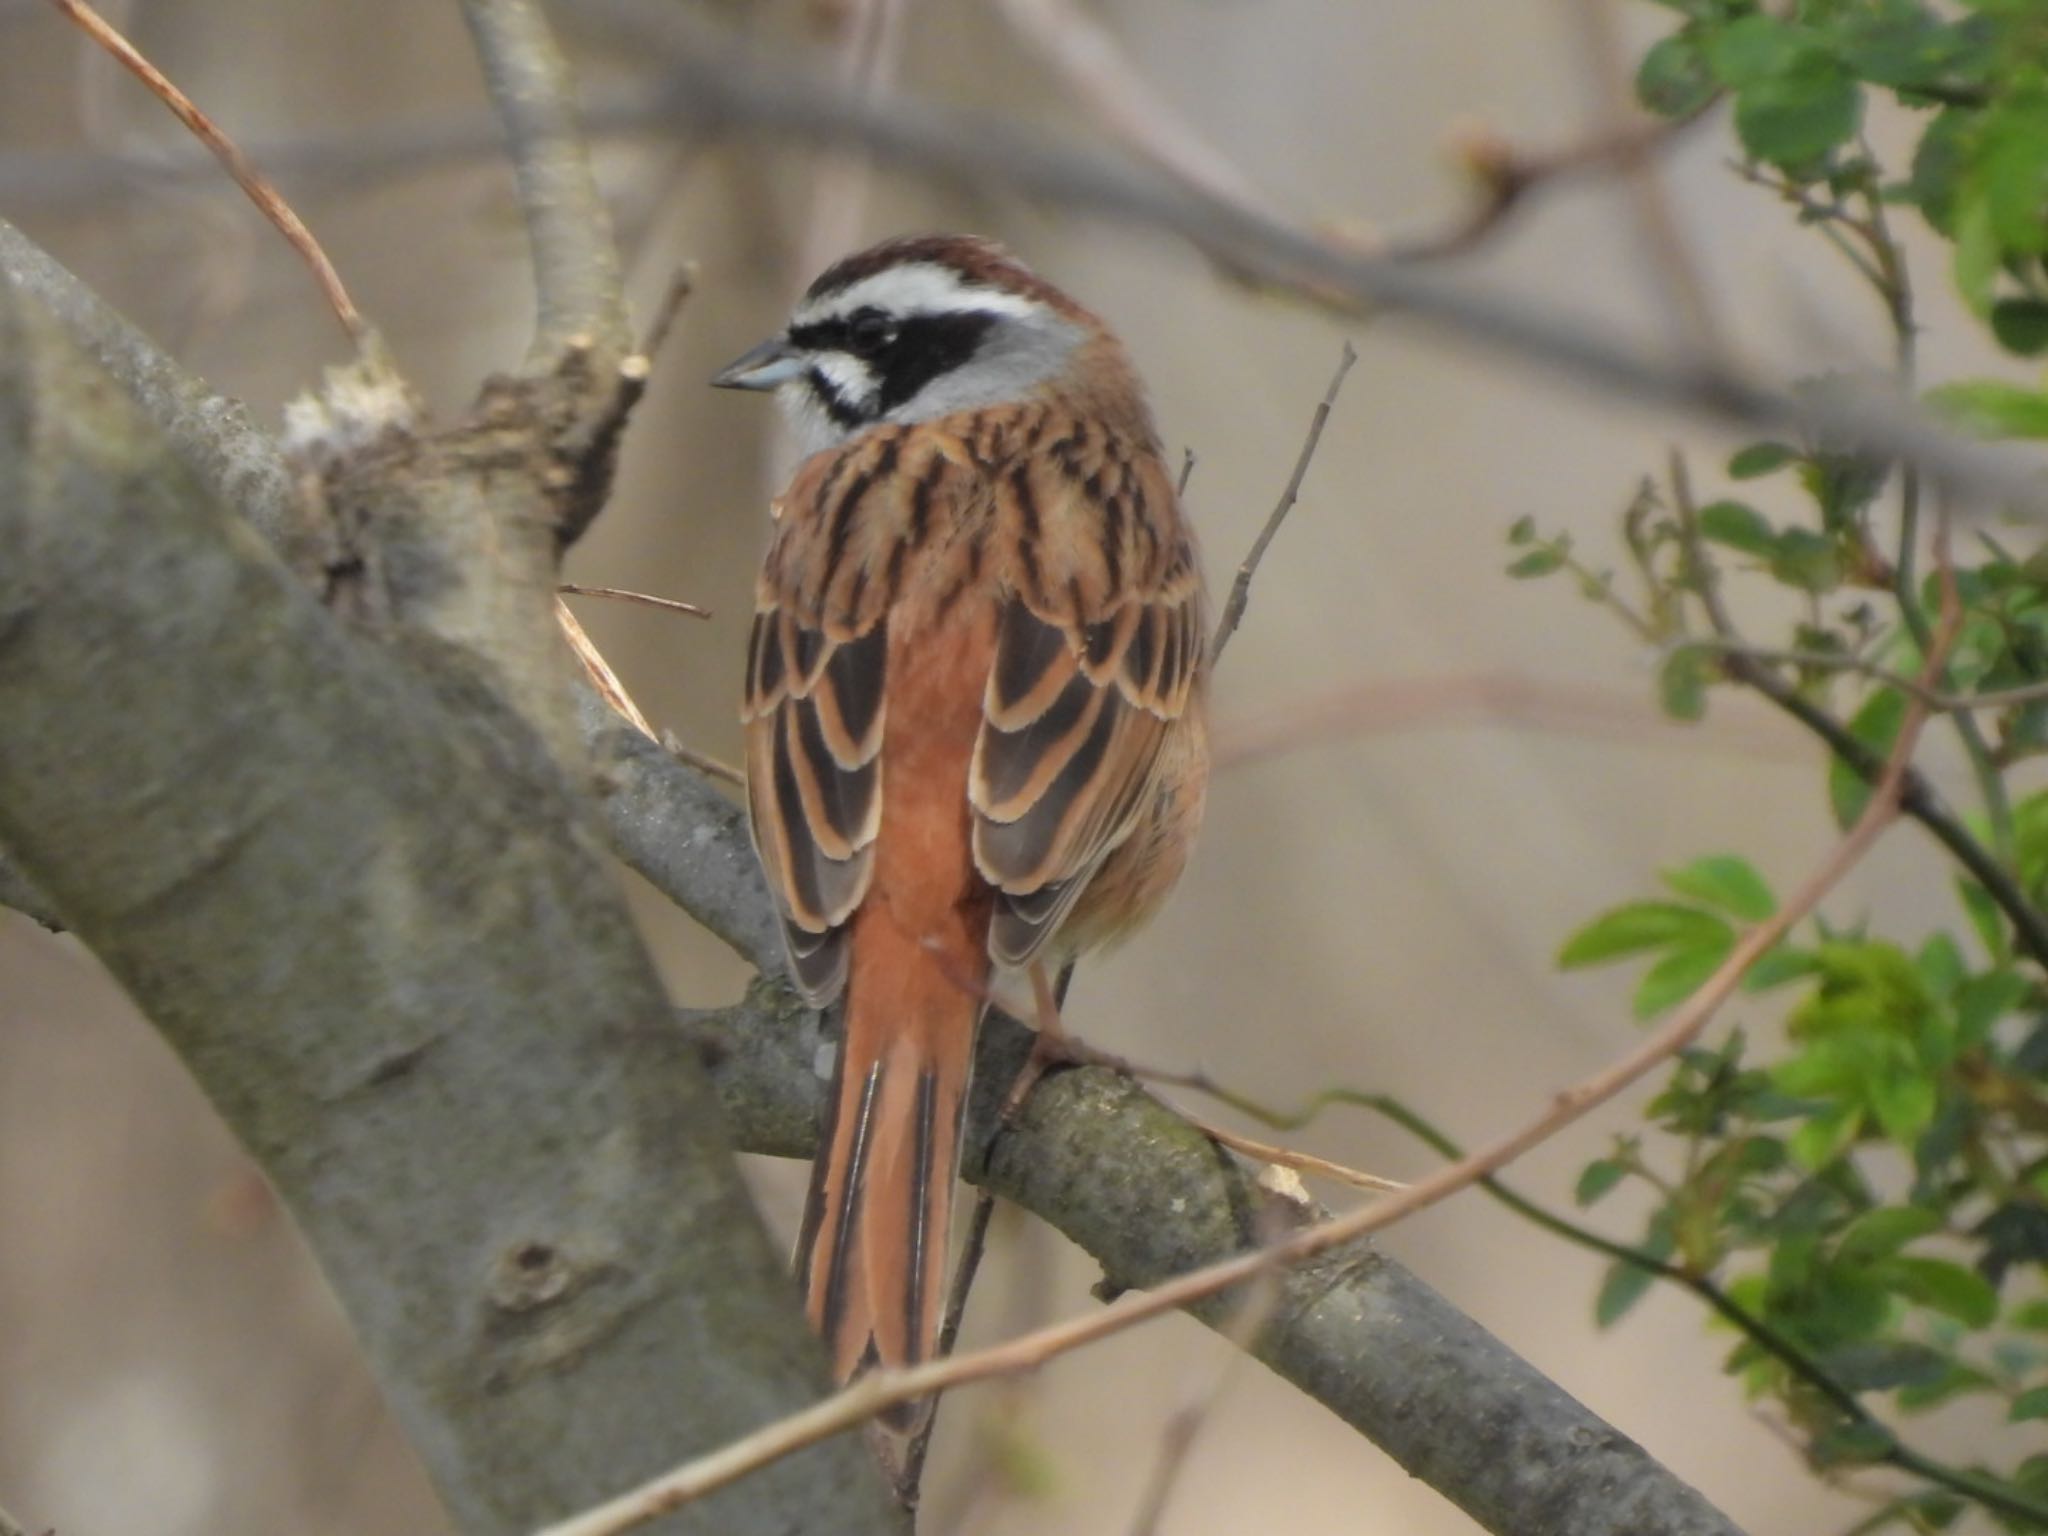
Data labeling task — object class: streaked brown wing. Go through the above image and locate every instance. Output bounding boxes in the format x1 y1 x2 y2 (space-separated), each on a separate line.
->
969 429 1203 965
742 432 913 1004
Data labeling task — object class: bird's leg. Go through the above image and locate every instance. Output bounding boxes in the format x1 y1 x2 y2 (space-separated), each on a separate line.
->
999 959 1077 1122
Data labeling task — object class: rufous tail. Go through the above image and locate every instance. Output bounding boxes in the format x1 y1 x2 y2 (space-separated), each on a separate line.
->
795 900 986 1411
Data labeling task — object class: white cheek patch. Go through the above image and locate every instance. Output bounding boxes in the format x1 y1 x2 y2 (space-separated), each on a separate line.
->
792 262 1040 329
810 351 878 406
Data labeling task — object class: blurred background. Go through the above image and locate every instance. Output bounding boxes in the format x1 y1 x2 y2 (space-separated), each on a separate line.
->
0 1 2016 1532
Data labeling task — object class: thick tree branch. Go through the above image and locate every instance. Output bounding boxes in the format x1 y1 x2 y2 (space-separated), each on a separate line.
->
677 989 1745 1536
0 216 311 571
0 279 901 1536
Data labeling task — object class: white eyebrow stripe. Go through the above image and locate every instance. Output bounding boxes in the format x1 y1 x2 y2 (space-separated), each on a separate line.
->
792 263 1041 327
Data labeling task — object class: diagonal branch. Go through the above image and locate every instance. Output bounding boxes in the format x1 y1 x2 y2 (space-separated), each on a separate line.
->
0 262 900 1536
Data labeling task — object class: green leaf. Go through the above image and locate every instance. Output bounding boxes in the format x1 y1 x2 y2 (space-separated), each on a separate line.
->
1698 499 1776 555
1735 57 1863 171
2011 1386 2048 1423
1662 854 1777 920
1821 1340 1950 1392
1824 3 1963 92
1743 943 1821 991
2012 1299 2048 1333
1790 1106 1864 1169
1727 442 1796 479
1767 526 1843 593
1829 689 1908 829
1659 646 1711 721
1558 901 1733 968
1953 195 2000 317
1956 876 2009 963
1879 1256 1999 1327
1575 1158 1628 1208
1991 299 2048 357
1634 936 1736 1019
1954 970 2027 1049
1837 1205 1942 1263
1811 1420 1896 1467
1707 15 1803 86
1870 1068 1939 1142
1976 87 2048 258
1595 1253 1662 1328
1637 30 1718 118
1908 107 1973 235
1925 379 2048 440
1507 547 1567 578
1507 514 1537 545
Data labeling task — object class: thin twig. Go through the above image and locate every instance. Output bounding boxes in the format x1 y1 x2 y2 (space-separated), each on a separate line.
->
40 0 367 342
1170 1108 1407 1194
1561 0 1725 359
1387 98 1717 263
991 0 1275 216
559 583 712 620
1208 342 1357 665
1176 447 1196 498
637 262 697 363
531 595 1951 1536
659 733 745 789
1122 1213 1285 1536
461 0 631 365
894 1189 998 1505
556 598 658 739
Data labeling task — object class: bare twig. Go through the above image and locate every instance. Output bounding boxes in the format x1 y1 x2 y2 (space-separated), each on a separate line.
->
556 597 657 739
559 583 711 619
532 583 1951 1536
1388 100 1717 263
1560 0 1724 359
794 0 911 286
637 261 697 363
1208 341 1357 664
894 1188 999 1506
991 0 1273 215
1212 669 1802 770
1173 1110 1407 1195
1176 447 1196 498
1123 1214 1284 1536
40 0 367 342
461 0 631 366
656 733 745 789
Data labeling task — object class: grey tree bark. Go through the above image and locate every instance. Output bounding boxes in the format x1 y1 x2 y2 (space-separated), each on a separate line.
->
0 272 902 1536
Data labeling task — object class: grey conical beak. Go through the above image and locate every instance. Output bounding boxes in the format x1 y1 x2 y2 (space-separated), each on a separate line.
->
710 335 804 391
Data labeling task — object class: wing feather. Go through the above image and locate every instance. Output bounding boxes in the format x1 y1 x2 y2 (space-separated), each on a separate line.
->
970 436 1203 966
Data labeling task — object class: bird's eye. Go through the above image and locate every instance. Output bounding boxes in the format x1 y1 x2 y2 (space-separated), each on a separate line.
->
846 308 896 352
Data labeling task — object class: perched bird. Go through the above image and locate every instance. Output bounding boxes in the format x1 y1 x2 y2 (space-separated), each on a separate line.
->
713 234 1209 1421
